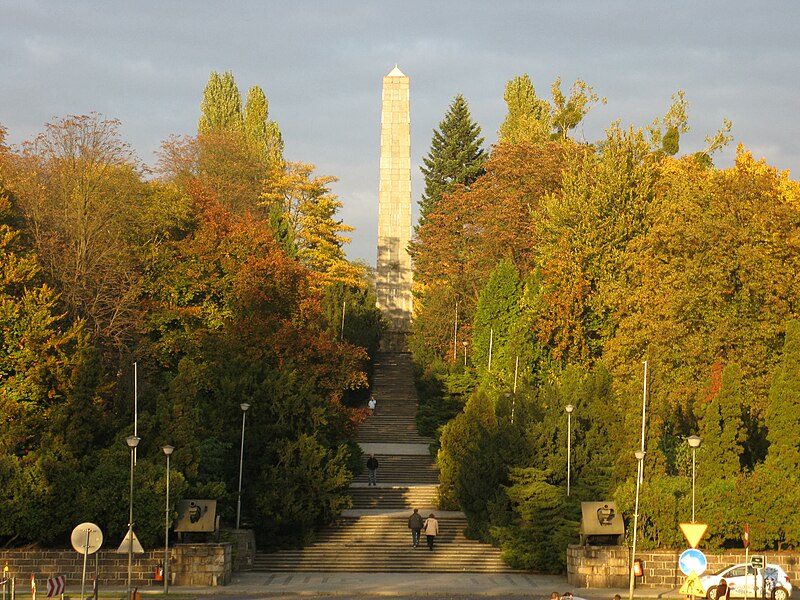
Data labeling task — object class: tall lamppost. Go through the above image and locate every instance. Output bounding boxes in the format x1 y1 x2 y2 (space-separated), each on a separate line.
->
462 341 467 367
565 404 574 496
687 435 701 523
236 403 251 529
629 449 646 600
162 445 174 594
125 435 140 600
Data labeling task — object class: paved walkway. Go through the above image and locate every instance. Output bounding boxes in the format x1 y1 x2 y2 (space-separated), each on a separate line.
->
137 572 681 598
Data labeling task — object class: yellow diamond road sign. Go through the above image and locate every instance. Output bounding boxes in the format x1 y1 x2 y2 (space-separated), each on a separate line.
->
680 571 707 597
680 522 708 548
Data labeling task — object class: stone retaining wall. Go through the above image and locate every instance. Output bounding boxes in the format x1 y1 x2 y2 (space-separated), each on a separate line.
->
0 544 230 589
568 546 800 589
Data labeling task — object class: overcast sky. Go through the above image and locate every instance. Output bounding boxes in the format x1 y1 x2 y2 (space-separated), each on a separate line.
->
2 1 798 264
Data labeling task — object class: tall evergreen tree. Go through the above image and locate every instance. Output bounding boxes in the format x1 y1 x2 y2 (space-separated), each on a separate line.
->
198 71 243 133
699 363 745 480
418 94 487 227
472 258 522 385
765 320 800 472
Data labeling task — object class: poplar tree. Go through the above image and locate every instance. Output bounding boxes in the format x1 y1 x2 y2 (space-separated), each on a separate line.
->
499 74 551 144
243 85 284 168
419 94 487 227
198 71 243 133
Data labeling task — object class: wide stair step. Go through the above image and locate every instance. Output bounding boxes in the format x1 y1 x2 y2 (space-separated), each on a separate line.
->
253 514 519 573
353 454 439 484
350 485 439 509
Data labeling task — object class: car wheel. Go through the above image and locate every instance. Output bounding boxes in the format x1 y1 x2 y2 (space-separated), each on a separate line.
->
708 587 719 600
773 588 789 600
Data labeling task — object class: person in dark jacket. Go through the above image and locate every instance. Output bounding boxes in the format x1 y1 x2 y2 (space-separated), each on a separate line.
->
366 454 379 486
407 508 424 547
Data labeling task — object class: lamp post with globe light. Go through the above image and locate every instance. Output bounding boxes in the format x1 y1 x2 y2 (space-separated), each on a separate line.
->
162 445 174 593
629 449 646 600
565 404 574 496
687 435 701 523
125 435 140 600
236 403 251 529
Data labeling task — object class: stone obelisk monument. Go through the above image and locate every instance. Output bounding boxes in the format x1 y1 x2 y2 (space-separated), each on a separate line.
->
376 66 413 351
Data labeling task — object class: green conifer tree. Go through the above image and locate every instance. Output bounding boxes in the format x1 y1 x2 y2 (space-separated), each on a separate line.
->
418 94 487 227
765 321 800 471
472 258 522 384
699 363 745 481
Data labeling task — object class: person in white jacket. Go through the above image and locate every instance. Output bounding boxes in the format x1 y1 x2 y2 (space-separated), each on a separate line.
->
423 513 439 550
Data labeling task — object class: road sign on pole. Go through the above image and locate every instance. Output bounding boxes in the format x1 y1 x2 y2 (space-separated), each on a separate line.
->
680 572 707 597
680 522 708 549
679 549 708 576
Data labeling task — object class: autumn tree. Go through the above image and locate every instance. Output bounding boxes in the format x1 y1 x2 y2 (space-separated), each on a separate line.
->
499 74 551 144
259 161 364 288
418 94 487 227
9 114 147 347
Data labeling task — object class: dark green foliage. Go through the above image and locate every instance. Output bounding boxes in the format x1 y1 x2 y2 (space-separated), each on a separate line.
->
472 258 522 383
414 361 472 441
252 435 351 548
765 320 800 472
662 125 680 155
418 94 487 228
323 279 386 400
491 468 577 572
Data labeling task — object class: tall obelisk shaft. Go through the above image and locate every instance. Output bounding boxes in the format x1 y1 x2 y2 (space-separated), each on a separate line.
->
376 66 413 350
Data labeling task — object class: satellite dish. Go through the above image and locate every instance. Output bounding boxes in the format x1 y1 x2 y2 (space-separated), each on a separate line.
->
71 522 104 555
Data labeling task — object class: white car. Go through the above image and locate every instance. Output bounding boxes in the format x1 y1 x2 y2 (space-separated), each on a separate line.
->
700 563 792 600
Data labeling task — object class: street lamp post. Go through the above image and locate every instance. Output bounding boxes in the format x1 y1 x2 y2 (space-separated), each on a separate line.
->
565 404 574 496
462 341 467 367
162 445 174 594
125 435 140 600
629 449 646 600
236 403 251 530
687 435 701 523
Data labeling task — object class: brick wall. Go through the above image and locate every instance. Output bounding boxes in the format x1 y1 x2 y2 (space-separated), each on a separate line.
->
0 543 230 589
568 546 800 589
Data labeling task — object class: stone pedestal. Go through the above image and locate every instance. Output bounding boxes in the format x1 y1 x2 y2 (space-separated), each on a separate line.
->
226 529 256 572
170 543 231 586
567 545 630 588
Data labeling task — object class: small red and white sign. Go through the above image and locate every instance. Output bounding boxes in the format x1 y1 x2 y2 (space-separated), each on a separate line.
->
46 575 66 597
744 523 750 548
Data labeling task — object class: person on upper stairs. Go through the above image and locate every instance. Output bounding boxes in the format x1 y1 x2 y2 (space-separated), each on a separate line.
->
366 454 379 486
368 395 377 415
424 513 439 550
407 508 424 548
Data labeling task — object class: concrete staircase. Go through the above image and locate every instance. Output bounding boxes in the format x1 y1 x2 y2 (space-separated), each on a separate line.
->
253 352 517 573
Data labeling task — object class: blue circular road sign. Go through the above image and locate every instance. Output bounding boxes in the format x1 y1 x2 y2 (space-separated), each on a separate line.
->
679 548 708 576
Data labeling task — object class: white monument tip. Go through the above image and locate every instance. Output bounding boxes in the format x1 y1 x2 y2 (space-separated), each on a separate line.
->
387 65 405 77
